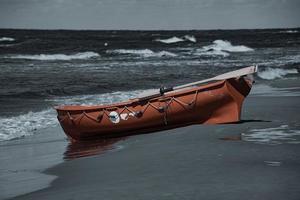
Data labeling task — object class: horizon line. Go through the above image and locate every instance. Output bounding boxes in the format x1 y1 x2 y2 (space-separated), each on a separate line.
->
0 26 299 32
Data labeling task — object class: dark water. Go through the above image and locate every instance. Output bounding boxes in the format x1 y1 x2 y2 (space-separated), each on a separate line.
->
0 28 300 141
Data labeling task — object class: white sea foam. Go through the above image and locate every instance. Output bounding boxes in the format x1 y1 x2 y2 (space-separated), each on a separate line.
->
280 30 298 33
0 37 15 42
203 40 254 52
258 67 298 80
242 125 300 144
155 35 197 44
0 89 154 142
51 90 147 106
108 49 177 57
183 35 197 43
155 37 185 44
7 51 100 61
194 40 253 57
155 50 177 57
0 109 57 141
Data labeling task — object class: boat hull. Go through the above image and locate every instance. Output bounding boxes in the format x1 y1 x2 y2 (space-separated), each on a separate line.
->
56 77 253 141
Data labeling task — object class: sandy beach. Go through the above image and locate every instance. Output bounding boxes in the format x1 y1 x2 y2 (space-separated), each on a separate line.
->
0 87 299 200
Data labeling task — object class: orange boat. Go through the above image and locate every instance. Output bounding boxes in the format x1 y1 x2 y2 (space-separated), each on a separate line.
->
56 66 257 141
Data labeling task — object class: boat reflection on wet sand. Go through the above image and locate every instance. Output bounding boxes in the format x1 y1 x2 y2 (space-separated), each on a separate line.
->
64 137 125 160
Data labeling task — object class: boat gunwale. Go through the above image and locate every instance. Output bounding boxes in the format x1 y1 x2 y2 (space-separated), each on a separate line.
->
55 79 227 112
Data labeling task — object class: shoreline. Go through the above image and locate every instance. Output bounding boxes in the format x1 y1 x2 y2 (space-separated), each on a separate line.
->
0 94 298 200
0 126 66 199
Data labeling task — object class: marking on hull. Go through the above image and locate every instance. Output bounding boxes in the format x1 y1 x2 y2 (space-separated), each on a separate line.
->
109 111 120 123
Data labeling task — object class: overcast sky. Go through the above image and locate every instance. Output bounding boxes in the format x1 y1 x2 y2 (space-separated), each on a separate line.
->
0 0 299 30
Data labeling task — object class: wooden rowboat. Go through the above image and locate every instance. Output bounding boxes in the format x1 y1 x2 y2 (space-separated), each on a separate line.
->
55 66 257 141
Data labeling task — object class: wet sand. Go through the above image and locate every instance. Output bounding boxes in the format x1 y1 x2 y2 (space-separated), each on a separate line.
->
1 94 300 200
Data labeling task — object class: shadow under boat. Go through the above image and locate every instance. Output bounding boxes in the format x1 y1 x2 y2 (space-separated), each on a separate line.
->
64 118 271 159
223 119 271 124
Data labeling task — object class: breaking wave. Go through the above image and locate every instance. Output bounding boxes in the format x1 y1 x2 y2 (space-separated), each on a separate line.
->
7 52 100 61
0 37 15 42
155 35 196 44
0 89 152 142
108 49 177 57
194 40 253 57
258 67 298 80
203 40 254 52
0 109 57 141
183 35 197 43
155 37 184 44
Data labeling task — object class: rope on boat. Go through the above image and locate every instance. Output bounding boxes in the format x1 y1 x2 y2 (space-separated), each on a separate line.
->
58 89 199 125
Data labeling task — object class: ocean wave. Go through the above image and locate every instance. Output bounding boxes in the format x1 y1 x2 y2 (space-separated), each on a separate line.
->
257 67 298 80
193 40 253 57
280 30 298 33
0 44 16 47
0 89 153 142
203 40 254 52
194 49 230 57
2 88 70 98
107 49 177 57
7 51 100 61
155 35 197 44
0 37 15 42
155 37 184 44
183 35 197 43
